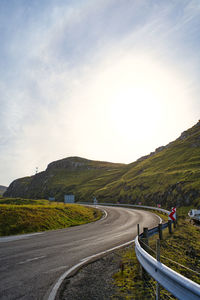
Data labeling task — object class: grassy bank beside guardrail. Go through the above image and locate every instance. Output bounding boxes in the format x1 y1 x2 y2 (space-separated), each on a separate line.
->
113 207 200 299
0 198 102 236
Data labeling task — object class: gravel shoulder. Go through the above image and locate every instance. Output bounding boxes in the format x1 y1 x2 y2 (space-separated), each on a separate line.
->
57 250 125 300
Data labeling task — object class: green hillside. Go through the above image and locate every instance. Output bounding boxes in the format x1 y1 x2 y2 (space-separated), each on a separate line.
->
4 121 200 208
4 157 129 202
96 121 200 207
0 198 102 236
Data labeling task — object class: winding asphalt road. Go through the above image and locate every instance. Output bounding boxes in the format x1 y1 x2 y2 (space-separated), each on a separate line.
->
0 206 161 300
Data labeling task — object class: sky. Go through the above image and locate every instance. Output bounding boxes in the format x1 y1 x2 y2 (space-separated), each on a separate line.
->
1 0 200 186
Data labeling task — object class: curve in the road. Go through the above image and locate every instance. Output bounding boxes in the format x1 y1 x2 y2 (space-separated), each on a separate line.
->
0 206 162 300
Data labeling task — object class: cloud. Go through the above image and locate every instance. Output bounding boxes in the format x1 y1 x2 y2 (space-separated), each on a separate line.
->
0 0 200 185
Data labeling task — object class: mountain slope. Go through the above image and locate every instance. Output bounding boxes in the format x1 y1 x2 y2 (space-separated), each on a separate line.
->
0 185 7 195
4 157 129 201
95 121 200 207
4 121 200 208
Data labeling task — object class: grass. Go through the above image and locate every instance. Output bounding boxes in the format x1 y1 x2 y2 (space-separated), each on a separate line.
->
0 197 49 205
113 246 157 299
0 198 102 236
95 122 200 207
113 207 200 299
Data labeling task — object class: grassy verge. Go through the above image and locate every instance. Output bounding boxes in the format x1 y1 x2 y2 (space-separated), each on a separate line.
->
0 198 102 236
0 197 50 205
113 207 200 299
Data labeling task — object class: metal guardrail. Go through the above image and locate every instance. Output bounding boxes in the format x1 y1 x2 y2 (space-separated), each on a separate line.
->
78 202 169 215
79 202 200 299
135 233 200 300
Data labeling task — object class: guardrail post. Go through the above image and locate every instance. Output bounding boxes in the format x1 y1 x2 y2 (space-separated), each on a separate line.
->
175 213 178 225
137 224 140 236
140 227 149 280
168 220 172 234
156 239 160 300
158 223 163 240
143 227 149 245
173 220 176 229
156 239 160 261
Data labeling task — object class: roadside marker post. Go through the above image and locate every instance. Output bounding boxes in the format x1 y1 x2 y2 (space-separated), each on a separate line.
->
168 207 176 221
168 207 177 229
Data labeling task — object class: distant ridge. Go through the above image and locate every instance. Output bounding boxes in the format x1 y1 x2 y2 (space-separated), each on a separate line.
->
4 121 200 209
0 185 7 195
4 157 128 201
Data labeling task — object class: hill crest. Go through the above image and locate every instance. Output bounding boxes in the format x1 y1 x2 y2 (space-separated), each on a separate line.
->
4 121 200 208
46 156 125 171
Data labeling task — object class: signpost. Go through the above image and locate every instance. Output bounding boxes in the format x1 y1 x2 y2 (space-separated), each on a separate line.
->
93 197 98 206
168 207 176 221
64 195 75 203
49 197 55 201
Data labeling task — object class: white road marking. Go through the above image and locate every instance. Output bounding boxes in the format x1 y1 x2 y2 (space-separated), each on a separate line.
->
18 255 46 265
153 213 163 224
80 257 90 262
0 232 44 243
79 204 108 221
44 266 68 274
97 206 108 221
47 238 135 300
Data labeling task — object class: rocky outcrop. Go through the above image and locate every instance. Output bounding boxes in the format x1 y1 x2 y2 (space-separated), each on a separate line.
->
3 172 47 199
47 157 90 170
135 183 200 208
136 145 167 163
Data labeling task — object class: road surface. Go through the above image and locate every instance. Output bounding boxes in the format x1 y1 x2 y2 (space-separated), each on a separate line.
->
0 206 161 299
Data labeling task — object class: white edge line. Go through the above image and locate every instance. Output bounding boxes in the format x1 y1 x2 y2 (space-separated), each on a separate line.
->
0 232 44 243
17 255 46 265
153 213 163 224
79 204 108 222
47 238 135 300
44 265 69 274
97 206 108 221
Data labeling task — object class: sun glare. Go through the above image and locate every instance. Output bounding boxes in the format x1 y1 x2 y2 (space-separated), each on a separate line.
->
64 51 192 163
109 85 162 137
100 54 179 139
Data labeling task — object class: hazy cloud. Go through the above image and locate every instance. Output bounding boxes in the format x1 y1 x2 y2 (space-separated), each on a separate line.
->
1 0 200 185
